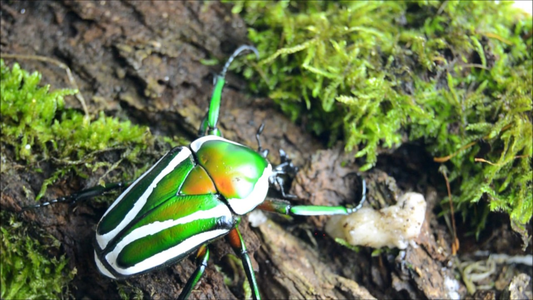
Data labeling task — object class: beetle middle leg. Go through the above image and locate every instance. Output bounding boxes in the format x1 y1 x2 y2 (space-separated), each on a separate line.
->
227 227 261 300
178 244 210 300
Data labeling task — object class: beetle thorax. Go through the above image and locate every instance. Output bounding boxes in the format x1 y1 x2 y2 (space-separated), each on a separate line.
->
190 136 272 215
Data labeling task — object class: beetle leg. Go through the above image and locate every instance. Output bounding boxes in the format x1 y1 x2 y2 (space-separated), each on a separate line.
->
219 45 259 79
259 178 367 216
274 176 297 199
204 46 259 137
227 227 261 300
198 113 209 137
20 181 131 212
268 149 298 199
178 244 210 300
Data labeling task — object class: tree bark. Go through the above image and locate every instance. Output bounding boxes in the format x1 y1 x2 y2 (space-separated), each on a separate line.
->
1 1 459 299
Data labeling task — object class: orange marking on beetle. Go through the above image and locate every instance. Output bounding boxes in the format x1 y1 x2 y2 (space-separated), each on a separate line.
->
180 166 217 195
216 176 237 198
227 228 242 248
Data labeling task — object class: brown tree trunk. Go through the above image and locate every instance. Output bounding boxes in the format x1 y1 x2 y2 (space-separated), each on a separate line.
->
1 1 458 299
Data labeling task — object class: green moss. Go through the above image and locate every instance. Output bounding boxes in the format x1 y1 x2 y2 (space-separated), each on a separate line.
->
333 238 361 253
116 281 144 300
0 211 76 299
230 1 532 242
0 59 190 298
215 254 252 299
0 59 154 200
0 59 162 299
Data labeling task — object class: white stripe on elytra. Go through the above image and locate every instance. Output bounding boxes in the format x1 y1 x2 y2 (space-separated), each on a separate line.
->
108 229 229 276
100 156 165 219
96 148 192 250
106 204 231 268
94 251 116 279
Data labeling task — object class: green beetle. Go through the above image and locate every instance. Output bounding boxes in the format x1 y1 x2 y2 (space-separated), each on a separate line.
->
27 46 366 300
93 134 271 277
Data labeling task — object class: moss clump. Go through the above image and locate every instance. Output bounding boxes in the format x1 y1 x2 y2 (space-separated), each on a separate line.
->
117 281 144 300
0 59 189 299
0 211 76 299
230 1 532 241
0 59 154 200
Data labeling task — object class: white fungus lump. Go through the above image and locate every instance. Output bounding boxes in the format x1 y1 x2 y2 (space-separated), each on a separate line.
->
325 192 427 249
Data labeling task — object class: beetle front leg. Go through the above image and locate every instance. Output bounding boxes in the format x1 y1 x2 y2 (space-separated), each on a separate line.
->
178 244 210 300
227 227 261 300
259 178 366 216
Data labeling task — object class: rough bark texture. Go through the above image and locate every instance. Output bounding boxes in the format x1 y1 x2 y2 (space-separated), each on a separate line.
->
1 1 465 299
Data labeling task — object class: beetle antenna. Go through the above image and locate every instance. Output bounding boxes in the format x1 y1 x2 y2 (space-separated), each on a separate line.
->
220 45 259 79
255 123 269 158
